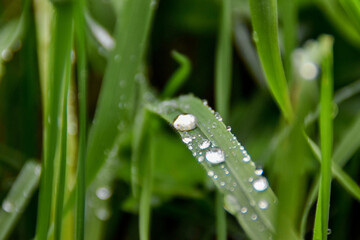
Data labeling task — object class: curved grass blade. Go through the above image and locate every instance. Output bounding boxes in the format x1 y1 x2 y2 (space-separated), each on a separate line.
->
0 161 41 239
147 95 283 240
249 0 293 121
313 36 334 240
161 50 191 99
85 0 156 187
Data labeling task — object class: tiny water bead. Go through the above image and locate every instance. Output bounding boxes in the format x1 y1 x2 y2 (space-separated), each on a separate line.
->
207 170 215 177
173 114 197 131
241 207 248 214
258 200 269 210
96 187 112 200
182 137 192 144
252 177 269 192
205 148 225 164
255 168 263 176
242 155 250 163
199 139 210 149
96 208 111 221
251 213 258 221
2 200 14 213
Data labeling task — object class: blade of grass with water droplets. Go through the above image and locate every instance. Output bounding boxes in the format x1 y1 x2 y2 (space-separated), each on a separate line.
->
0 161 41 239
147 95 288 240
249 0 293 121
313 35 334 240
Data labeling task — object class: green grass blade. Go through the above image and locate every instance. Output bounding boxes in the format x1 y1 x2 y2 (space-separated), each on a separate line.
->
161 50 191 99
0 161 41 239
85 0 156 186
54 63 70 240
214 0 232 238
139 117 155 240
74 0 88 238
249 0 293 121
35 3 74 239
313 35 334 240
339 0 360 33
147 95 288 240
278 0 298 81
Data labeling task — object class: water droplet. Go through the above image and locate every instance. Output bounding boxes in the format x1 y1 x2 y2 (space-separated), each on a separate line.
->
96 187 112 200
248 177 254 183
202 99 208 105
251 213 258 221
95 208 111 221
182 137 192 144
252 177 269 192
199 139 210 149
205 148 225 164
207 170 214 177
214 112 223 121
173 114 197 131
300 61 318 80
327 229 332 235
252 31 259 43
224 169 230 175
226 126 232 131
2 200 14 213
242 156 250 163
34 165 41 176
198 156 204 162
241 207 248 214
255 168 263 176
1 49 13 61
220 181 225 186
258 200 269 210
213 175 218 179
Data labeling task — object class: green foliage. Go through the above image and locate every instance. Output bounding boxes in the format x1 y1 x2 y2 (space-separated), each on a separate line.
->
2 0 360 239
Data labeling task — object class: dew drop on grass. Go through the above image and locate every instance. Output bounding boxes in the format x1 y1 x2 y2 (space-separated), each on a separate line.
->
214 112 223 121
2 200 14 213
242 155 250 163
220 181 225 187
252 177 269 192
173 114 197 131
96 187 112 200
251 213 258 221
241 207 248 214
182 137 192 144
198 156 204 162
252 31 259 43
255 168 263 176
327 229 332 235
226 126 232 131
96 208 111 221
258 200 269 210
1 49 13 62
207 170 214 177
199 139 210 149
205 148 225 164
300 61 318 80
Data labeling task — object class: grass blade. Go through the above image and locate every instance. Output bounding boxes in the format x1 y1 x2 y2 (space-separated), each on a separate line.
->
249 0 293 121
148 95 285 240
161 50 191 99
214 0 233 238
54 63 70 240
35 3 74 239
0 161 41 239
85 0 156 186
313 35 334 240
74 0 88 238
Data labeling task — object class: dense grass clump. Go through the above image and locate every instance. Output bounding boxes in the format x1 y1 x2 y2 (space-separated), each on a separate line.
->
0 0 360 239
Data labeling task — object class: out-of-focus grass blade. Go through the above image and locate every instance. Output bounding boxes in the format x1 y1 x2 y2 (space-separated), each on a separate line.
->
85 0 156 186
161 50 191 99
278 0 298 81
147 95 290 240
0 161 41 239
35 3 74 240
214 0 232 238
249 0 293 121
74 0 88 238
339 0 360 33
313 35 334 240
317 0 360 48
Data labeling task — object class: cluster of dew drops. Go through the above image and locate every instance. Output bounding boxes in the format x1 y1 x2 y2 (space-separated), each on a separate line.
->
172 99 273 232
